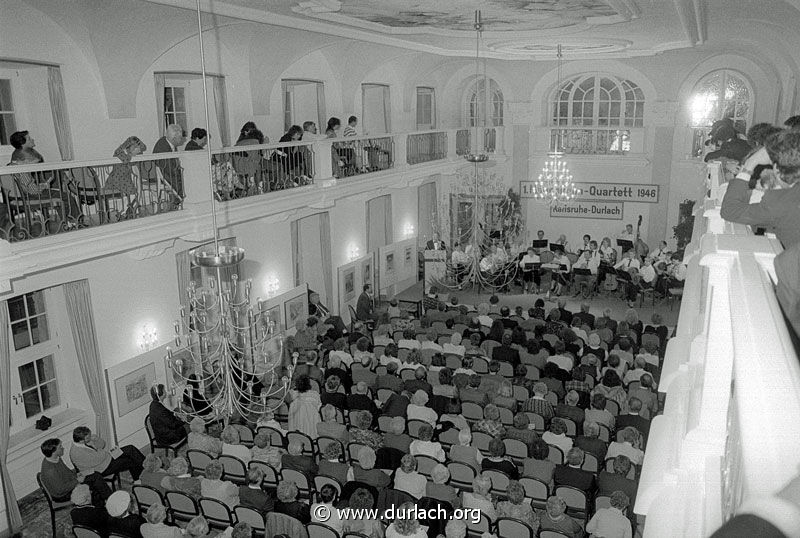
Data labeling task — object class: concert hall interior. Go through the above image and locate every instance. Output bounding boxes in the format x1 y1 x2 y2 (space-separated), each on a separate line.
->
1 1 800 537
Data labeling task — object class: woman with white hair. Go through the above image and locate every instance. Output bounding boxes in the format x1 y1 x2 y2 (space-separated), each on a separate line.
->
443 333 466 357
407 390 438 426
274 480 311 524
497 480 539 531
606 426 645 465
448 429 482 468
318 403 349 442
140 503 183 538
352 446 391 488
221 426 251 462
492 380 516 411
184 515 214 538
160 457 201 497
409 423 446 462
461 473 496 520
383 416 413 453
350 410 384 450
200 460 239 508
140 454 167 492
426 464 460 508
386 501 428 538
394 454 427 499
187 417 222 456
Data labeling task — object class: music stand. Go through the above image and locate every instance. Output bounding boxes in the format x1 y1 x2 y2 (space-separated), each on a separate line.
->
558 264 569 272
573 268 592 276
531 240 548 249
549 243 566 254
617 239 633 252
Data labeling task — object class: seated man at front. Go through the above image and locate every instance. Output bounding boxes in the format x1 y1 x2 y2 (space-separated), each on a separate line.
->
519 247 540 294
40 438 112 507
614 250 642 308
572 247 600 299
546 249 572 299
69 426 145 482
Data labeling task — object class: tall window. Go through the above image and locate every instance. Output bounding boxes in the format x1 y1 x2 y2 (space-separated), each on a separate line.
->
8 290 60 425
466 78 504 127
362 83 392 134
282 79 326 133
689 70 752 157
416 87 436 130
163 85 188 132
551 74 644 127
0 79 17 146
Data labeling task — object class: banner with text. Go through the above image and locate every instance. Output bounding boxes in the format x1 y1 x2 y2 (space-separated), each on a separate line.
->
574 182 659 203
549 201 624 220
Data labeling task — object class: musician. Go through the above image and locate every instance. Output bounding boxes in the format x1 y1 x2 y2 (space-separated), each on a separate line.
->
597 237 617 290
451 242 471 286
555 234 570 253
615 250 642 307
618 224 635 242
546 249 572 298
647 240 671 262
519 247 541 294
572 244 601 299
577 235 591 256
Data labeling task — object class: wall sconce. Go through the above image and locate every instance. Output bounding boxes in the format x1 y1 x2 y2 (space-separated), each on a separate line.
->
265 275 280 298
138 324 158 352
348 244 360 261
404 223 415 238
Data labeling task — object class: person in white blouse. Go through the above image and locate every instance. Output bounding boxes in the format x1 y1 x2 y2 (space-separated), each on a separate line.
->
519 247 541 294
546 250 572 299
572 244 601 298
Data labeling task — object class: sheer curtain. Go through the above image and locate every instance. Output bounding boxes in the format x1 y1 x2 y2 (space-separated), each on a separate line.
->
319 212 333 308
367 195 393 253
290 220 301 287
418 182 437 245
384 194 394 245
212 76 230 147
63 281 112 443
154 73 166 137
0 301 23 532
47 66 74 161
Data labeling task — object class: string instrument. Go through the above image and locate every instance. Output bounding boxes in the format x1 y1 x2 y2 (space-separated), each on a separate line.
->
635 214 650 260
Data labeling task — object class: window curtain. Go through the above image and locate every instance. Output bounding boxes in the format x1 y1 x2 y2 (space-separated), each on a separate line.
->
384 194 394 245
383 86 392 133
316 84 327 134
63 280 112 443
418 182 437 246
319 212 333 308
0 301 23 533
154 73 166 137
212 76 230 147
367 195 393 253
46 66 74 161
290 220 301 287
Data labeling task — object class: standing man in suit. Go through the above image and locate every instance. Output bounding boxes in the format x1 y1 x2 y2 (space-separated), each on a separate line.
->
153 124 185 205
356 283 376 322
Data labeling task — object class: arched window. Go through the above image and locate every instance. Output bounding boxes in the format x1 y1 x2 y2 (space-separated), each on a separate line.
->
689 70 752 157
551 74 645 127
466 78 504 127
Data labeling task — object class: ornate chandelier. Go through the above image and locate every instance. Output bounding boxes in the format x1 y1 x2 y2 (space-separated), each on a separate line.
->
531 44 580 205
531 151 580 205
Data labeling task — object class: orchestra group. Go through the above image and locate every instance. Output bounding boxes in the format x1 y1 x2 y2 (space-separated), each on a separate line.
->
447 224 687 308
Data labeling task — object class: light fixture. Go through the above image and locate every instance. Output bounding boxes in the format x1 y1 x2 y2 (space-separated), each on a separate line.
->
348 244 360 261
465 10 489 164
138 324 158 351
404 223 415 238
530 44 580 205
165 1 289 426
265 275 280 298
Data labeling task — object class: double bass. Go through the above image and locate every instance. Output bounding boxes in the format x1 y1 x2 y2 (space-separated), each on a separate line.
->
635 214 650 260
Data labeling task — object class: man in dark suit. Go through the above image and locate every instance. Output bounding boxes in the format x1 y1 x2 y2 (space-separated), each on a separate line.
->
184 127 208 151
556 299 573 326
152 123 185 204
356 283 375 321
238 467 274 512
376 362 404 393
598 308 618 335
573 303 595 329
553 447 596 496
403 367 433 396
573 422 608 464
347 381 380 418
320 376 348 411
492 333 521 368
498 306 519 330
555 390 585 434
282 440 318 475
597 455 638 502
615 397 651 446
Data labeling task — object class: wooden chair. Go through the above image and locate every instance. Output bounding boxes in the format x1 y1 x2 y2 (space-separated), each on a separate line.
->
230 424 254 447
503 438 528 464
308 522 342 538
248 461 280 491
132 484 164 514
483 469 510 497
466 512 492 538
447 461 476 491
218 454 248 484
145 415 186 458
165 490 199 525
524 412 546 433
235 505 268 537
540 531 573 538
547 444 564 465
461 402 484 424
37 472 71 537
497 406 514 426
347 442 370 464
519 477 549 509
415 454 440 478
496 517 536 538
554 485 589 523
282 468 313 500
73 526 103 538
187 449 214 476
199 496 235 529
473 357 489 374
598 423 611 443
513 385 530 402
287 430 316 457
471 431 493 454
377 389 395 405
256 426 286 448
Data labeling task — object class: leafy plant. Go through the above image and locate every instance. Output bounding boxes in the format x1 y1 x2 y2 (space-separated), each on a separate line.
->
673 199 696 249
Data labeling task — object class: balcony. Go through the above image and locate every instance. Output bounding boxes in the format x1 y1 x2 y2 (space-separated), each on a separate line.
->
635 162 800 536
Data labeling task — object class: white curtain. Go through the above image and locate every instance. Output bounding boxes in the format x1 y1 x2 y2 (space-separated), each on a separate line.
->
418 182 438 246
46 66 74 161
292 214 331 307
212 76 230 147
154 73 166 137
319 212 333 309
367 195 393 253
0 300 23 532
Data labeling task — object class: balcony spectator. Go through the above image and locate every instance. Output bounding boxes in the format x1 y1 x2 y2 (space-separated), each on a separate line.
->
9 148 82 227
343 116 358 137
9 130 44 162
271 125 308 188
325 117 342 138
107 136 147 216
152 124 185 204
184 128 208 151
302 121 324 141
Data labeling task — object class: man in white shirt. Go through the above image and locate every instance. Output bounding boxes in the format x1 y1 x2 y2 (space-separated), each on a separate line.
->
618 224 635 242
648 240 671 262
302 121 325 141
587 491 632 538
614 250 642 307
572 245 601 298
519 247 541 294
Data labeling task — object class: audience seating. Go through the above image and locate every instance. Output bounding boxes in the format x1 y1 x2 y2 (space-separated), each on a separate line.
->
282 468 313 500
165 490 200 525
555 485 590 524
520 477 549 509
37 472 71 538
496 517 537 538
73 526 103 538
199 496 235 529
187 448 214 476
132 484 164 514
145 415 186 458
248 460 280 490
234 505 267 536
218 454 248 484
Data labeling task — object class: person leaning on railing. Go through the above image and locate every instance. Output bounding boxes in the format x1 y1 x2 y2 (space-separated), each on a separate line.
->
721 130 800 248
106 136 147 217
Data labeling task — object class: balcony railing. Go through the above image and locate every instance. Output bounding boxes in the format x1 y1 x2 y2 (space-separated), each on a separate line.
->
211 140 315 201
0 155 183 242
550 127 632 155
456 129 471 156
331 135 393 179
407 131 447 165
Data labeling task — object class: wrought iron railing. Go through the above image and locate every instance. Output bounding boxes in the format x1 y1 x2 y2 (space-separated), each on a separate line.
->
407 131 447 165
550 127 631 155
456 129 471 156
331 135 394 179
211 141 315 201
0 156 183 242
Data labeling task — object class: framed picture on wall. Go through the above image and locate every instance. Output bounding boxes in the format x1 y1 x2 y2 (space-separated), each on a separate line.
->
113 362 156 417
404 245 413 268
362 257 373 290
284 293 307 330
386 252 395 273
261 304 282 332
343 267 356 301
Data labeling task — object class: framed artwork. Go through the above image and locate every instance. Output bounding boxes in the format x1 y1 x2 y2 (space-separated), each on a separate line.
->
284 292 307 330
362 257 373 290
263 304 282 332
113 362 156 417
343 267 356 302
404 246 413 268
386 252 395 273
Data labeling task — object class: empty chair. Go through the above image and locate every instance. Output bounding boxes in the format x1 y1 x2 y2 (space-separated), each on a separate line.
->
377 389 395 405
472 357 489 374
308 522 342 538
497 407 514 426
582 453 599 473
234 505 267 536
513 385 529 402
37 472 72 538
496 517 536 538
218 454 248 484
524 412 545 433
132 484 164 514
199 496 235 529
165 491 200 525
498 362 514 378
187 449 214 477
347 442 369 464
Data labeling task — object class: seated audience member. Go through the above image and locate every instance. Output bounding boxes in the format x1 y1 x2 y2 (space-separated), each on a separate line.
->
70 484 108 535
404 366 433 396
585 393 616 431
386 501 428 538
503 413 539 455
593 369 629 415
492 333 521 368
377 362 404 393
481 437 519 479
720 130 800 248
574 302 596 329
140 454 167 492
598 455 638 503
70 426 145 481
251 431 286 471
161 457 201 497
230 522 253 538
615 397 651 444
220 426 251 463
341 488 383 537
540 363 567 399
629 373 658 419
148 383 188 446
407 390 438 425
141 503 182 538
440 399 469 431
318 443 351 485
615 338 635 366
555 390 585 431
351 410 383 449
603 353 628 383
238 467 273 512
433 368 457 398
607 427 645 466
384 416 413 453
184 128 208 151
522 382 555 421
547 340 574 374
497 480 540 532
187 417 222 456
474 404 506 438
398 327 420 350
318 403 349 441
382 390 411 418
462 473 496 520
479 361 505 395
409 423 446 461
201 460 239 508
522 437 555 485
274 480 311 524
288 375 322 437
443 333 466 357
459 374 490 406
587 491 633 538
574 421 608 464
623 356 649 386
539 495 584 537
542 418 573 456
449 429 482 468
554 447 596 495
312 484 343 533
427 464 461 508
352 446 391 488
40 438 111 507
462 319 485 342
321 375 348 411
492 380 517 411
394 454 428 499
106 491 144 538
331 337 355 368
184 516 213 538
282 439 319 475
